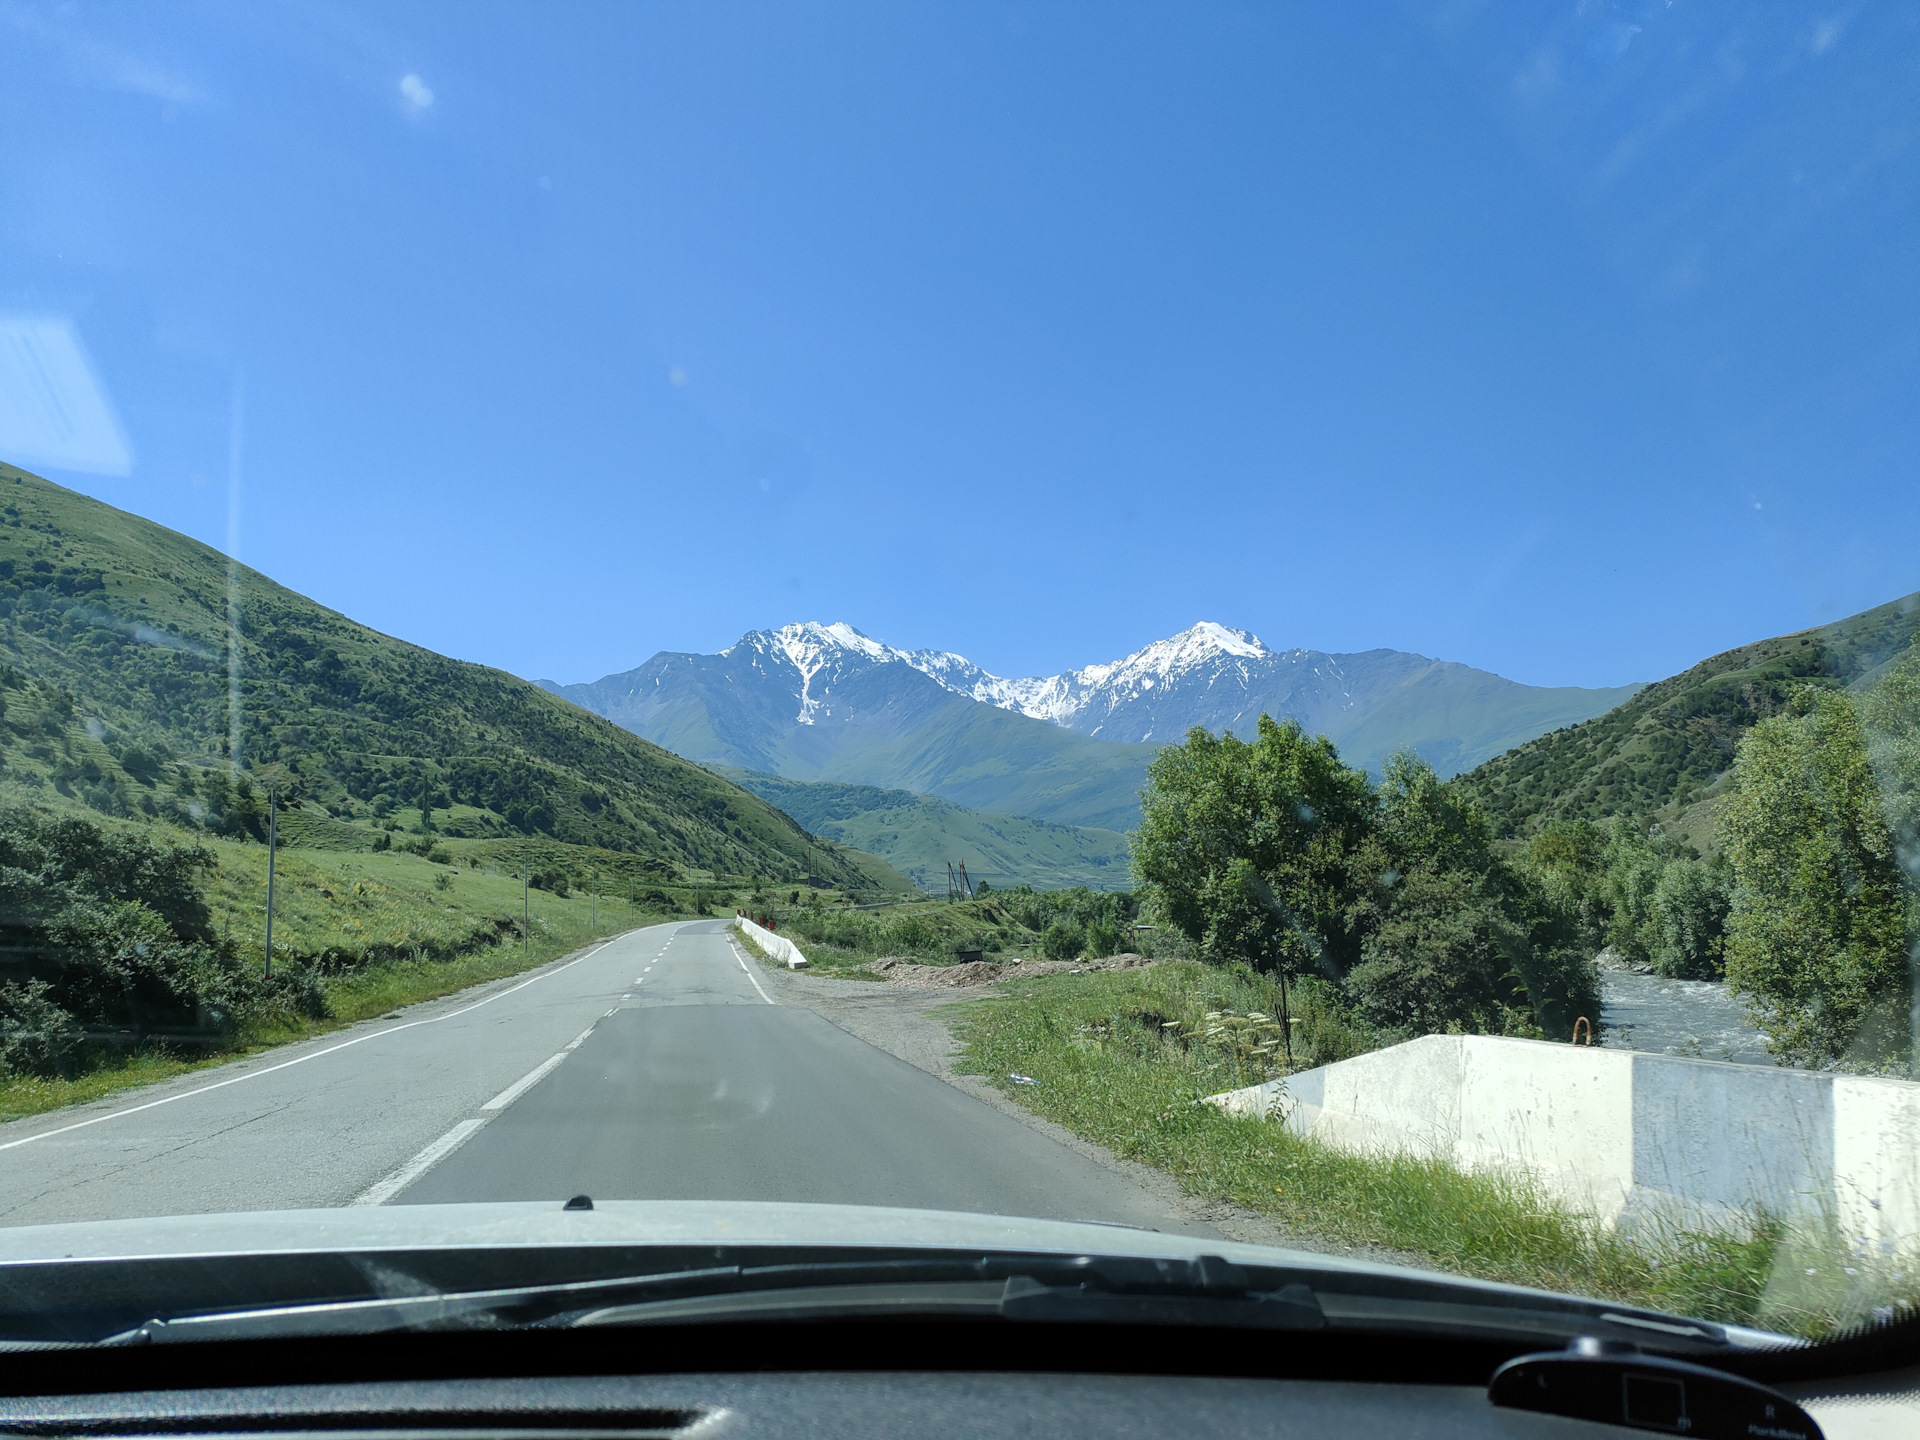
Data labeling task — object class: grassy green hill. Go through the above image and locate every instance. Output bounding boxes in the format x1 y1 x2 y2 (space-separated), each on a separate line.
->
1455 591 1920 838
0 464 883 890
718 769 1134 892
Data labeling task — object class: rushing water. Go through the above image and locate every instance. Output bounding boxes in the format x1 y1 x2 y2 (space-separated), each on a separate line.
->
1598 970 1776 1067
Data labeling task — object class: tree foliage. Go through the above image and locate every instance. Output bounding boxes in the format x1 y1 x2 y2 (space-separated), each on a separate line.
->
0 805 324 1077
1134 721 1599 1041
1719 689 1915 1067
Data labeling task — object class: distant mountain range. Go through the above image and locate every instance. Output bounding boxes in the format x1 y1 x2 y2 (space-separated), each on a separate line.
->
901 620 1642 774
544 625 1158 832
542 621 1640 836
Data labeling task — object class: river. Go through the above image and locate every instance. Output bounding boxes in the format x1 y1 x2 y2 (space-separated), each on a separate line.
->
1598 969 1776 1067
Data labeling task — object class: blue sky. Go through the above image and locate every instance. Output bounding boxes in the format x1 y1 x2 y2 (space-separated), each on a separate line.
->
3 1 1916 691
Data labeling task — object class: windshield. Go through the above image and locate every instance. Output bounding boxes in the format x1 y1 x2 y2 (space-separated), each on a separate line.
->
0 0 1916 1361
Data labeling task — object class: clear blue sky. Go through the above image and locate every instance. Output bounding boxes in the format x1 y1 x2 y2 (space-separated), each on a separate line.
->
4 2 1916 690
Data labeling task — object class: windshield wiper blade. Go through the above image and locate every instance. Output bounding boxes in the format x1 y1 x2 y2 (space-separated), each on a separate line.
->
94 1254 1313 1345
100 1265 751 1346
82 1250 1749 1353
563 1275 1326 1332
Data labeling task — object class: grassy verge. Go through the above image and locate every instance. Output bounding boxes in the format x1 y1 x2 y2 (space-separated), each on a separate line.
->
950 961 1913 1339
0 855 672 1124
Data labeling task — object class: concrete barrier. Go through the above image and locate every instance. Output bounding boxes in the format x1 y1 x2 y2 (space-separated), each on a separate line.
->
734 915 808 969
1207 1035 1920 1252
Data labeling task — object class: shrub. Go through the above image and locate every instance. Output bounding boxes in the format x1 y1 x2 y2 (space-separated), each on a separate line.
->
0 979 85 1077
1040 918 1085 962
1650 858 1730 979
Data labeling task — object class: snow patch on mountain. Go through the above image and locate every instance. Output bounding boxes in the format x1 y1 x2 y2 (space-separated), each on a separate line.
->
717 619 1297 734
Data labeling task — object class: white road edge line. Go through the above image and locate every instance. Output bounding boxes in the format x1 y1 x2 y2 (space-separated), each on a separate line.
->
482 1052 568 1111
735 948 775 1005
0 932 640 1154
351 1118 488 1206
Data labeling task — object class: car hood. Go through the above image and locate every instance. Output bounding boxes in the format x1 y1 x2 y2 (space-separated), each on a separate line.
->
0 1199 1342 1268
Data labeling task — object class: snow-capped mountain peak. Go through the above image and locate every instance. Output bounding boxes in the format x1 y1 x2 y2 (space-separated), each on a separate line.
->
1079 622 1271 687
723 619 1300 733
720 622 910 723
554 618 1637 794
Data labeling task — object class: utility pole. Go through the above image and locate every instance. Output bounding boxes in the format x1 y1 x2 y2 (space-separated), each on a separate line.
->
264 786 277 981
523 847 531 957
591 866 596 930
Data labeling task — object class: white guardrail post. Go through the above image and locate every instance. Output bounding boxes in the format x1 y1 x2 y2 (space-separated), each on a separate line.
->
734 914 809 969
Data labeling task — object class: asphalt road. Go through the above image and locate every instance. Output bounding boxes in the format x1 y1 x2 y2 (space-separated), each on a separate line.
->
0 921 1208 1233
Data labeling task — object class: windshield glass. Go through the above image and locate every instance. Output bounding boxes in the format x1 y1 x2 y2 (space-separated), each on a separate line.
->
1 0 1916 1357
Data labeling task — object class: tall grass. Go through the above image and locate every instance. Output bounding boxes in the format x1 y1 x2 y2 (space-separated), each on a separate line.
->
951 962 1916 1338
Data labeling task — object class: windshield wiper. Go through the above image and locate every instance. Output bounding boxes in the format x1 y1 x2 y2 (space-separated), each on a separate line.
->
564 1274 1325 1331
86 1251 1746 1355
98 1254 1316 1345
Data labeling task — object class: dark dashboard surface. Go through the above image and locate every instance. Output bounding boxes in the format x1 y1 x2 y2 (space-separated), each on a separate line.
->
0 1373 1630 1440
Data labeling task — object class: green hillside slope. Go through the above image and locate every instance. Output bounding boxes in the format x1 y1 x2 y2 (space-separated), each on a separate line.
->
719 769 1134 892
0 465 876 888
1455 591 1920 836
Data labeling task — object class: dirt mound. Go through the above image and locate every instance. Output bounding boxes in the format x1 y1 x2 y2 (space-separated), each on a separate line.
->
861 953 1157 989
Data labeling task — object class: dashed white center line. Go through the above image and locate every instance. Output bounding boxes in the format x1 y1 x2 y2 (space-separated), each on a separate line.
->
352 1118 486 1206
565 1026 595 1051
482 1052 568 1111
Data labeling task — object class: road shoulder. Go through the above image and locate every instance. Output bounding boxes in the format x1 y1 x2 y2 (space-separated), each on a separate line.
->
742 941 1404 1259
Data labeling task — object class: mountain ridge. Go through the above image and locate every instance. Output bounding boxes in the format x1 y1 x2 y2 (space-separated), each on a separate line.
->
1454 589 1920 838
544 620 1641 824
543 629 1158 831
0 465 881 890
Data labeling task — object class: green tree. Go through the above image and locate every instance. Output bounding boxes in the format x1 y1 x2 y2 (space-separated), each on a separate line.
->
1862 639 1920 879
1345 865 1529 1038
1649 858 1730 980
1365 753 1596 1039
1132 716 1376 978
1720 690 1914 1066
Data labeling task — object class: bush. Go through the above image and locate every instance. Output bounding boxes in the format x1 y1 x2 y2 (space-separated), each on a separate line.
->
0 805 298 1077
0 979 85 1077
1085 918 1121 957
1651 858 1729 979
1040 919 1085 962
1721 691 1913 1066
1345 867 1530 1038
